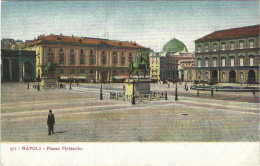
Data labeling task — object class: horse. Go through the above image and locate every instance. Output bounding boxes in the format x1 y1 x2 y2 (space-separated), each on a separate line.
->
44 61 57 76
128 50 150 80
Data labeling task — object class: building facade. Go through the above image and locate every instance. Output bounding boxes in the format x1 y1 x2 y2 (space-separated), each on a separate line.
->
1 38 25 50
149 51 161 81
24 34 147 82
194 25 259 84
150 38 194 82
1 49 36 82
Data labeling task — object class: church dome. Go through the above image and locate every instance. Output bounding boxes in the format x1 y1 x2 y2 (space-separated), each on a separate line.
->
162 38 188 53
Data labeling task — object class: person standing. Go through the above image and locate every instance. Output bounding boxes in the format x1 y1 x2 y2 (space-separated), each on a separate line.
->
47 110 55 135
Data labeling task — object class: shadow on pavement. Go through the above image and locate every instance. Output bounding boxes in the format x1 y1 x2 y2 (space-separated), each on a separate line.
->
54 131 67 134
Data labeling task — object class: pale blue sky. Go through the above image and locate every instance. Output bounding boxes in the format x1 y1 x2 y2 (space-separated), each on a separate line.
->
1 1 259 52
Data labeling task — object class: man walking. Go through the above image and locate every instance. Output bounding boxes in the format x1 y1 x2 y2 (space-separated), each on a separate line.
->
47 109 55 135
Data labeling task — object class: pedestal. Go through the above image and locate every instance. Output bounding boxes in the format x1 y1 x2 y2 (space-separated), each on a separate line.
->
41 76 58 88
125 78 151 96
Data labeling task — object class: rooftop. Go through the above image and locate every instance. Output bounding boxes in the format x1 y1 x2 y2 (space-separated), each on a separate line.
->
25 34 146 49
195 25 260 42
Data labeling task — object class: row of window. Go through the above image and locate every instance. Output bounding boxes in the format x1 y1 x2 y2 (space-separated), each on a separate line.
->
48 47 134 56
197 57 254 67
195 71 245 81
49 56 132 65
59 69 125 75
197 40 256 53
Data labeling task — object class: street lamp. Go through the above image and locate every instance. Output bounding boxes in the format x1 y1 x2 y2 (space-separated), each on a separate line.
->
27 78 29 89
132 80 135 104
175 83 178 101
100 80 103 100
37 73 40 91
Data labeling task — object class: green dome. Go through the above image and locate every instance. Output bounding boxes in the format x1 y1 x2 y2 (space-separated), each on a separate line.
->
162 38 188 53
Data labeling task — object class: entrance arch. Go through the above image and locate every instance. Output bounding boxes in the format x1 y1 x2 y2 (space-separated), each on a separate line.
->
211 70 218 83
229 70 236 83
12 60 19 81
248 70 255 84
23 61 33 81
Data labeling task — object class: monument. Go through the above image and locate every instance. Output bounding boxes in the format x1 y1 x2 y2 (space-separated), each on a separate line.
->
41 61 58 89
125 50 151 96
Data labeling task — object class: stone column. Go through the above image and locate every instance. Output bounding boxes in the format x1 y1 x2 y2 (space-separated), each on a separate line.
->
95 69 99 81
19 59 23 81
117 53 120 67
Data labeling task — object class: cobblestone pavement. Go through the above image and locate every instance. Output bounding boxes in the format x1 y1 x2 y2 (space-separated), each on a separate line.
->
1 82 259 142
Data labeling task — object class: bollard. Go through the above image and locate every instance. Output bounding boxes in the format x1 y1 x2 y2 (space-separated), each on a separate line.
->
165 91 168 100
211 89 213 97
197 90 199 97
27 81 30 89
70 81 72 89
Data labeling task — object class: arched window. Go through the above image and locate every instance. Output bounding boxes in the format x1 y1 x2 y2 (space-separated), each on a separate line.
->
239 41 244 49
197 45 202 52
221 43 226 51
240 72 244 81
230 42 235 50
213 58 217 67
205 72 209 79
249 56 254 66
205 44 209 52
204 59 209 67
213 43 217 51
197 59 201 67
198 72 201 80
239 57 244 66
221 58 226 67
222 72 226 80
230 57 235 67
249 40 254 48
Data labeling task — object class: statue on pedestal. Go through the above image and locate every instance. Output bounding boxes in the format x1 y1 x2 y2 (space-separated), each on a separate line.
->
128 50 150 80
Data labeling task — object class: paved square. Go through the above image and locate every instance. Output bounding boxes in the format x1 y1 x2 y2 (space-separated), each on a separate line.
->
1 82 259 142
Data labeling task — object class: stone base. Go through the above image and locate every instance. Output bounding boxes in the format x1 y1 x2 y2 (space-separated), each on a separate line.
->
125 78 151 96
41 76 58 88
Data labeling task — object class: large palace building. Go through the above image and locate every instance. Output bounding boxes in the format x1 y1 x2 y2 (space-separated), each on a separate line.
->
194 25 259 84
24 34 147 82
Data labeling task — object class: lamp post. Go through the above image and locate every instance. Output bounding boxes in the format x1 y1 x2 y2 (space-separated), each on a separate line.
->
132 80 135 104
27 78 29 89
70 79 72 89
37 73 40 91
175 83 178 101
100 80 103 100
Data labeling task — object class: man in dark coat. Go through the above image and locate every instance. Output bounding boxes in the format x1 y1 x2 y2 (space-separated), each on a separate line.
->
47 109 55 135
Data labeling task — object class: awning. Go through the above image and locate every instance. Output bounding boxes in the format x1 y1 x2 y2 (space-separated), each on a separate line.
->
59 76 68 80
